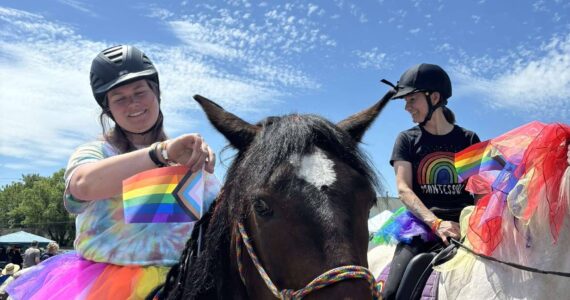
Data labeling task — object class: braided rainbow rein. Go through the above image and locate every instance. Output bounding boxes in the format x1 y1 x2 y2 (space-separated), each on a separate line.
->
235 222 382 299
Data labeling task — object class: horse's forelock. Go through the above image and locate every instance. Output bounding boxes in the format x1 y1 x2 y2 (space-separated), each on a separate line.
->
230 114 380 198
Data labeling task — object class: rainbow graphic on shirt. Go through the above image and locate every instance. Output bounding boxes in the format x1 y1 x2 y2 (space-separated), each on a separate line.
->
122 166 217 223
417 152 457 185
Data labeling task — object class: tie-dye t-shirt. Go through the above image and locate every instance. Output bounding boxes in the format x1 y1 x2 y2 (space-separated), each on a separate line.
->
64 141 206 266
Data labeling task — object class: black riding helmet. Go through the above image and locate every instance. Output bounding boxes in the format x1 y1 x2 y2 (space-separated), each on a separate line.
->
381 63 452 126
90 45 159 108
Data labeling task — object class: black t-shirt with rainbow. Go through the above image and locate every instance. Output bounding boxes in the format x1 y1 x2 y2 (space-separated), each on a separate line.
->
390 125 480 221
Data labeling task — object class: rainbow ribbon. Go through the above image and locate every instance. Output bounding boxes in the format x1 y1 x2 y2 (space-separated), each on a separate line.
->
122 166 220 223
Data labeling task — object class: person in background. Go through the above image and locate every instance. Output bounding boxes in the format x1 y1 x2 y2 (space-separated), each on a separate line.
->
22 241 40 269
0 247 8 268
40 242 59 262
381 63 481 300
9 248 22 269
0 263 20 296
6 44 217 300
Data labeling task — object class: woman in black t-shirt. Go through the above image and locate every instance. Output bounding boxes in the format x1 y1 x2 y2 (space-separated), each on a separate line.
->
381 63 480 300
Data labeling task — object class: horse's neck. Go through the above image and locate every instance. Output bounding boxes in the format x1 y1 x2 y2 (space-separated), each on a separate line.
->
438 179 570 300
494 186 570 270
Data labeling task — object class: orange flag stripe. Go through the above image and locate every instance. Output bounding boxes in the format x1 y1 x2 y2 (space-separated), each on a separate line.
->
123 166 189 189
123 174 185 192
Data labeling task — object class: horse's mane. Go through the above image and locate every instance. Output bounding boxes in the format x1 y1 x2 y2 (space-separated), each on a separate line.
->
161 114 381 299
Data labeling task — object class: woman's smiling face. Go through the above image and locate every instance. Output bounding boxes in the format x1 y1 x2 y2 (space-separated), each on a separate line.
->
404 92 429 124
106 79 160 133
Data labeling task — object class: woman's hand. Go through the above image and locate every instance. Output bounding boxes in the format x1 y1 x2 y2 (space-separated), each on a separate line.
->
165 134 215 173
435 220 461 245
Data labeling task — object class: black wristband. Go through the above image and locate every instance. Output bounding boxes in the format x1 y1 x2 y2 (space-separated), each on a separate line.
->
148 142 166 167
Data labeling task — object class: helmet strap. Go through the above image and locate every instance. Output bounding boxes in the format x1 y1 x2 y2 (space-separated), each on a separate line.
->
380 79 397 89
419 92 446 127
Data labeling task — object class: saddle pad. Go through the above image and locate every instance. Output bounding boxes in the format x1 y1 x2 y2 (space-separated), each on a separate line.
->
377 263 440 300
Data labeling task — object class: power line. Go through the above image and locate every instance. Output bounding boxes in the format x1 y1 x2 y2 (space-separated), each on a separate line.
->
0 221 74 227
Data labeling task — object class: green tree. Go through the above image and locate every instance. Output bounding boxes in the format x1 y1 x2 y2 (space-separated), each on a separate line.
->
0 169 75 247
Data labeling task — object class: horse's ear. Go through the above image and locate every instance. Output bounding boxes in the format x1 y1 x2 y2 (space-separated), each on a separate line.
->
193 95 258 151
337 90 395 142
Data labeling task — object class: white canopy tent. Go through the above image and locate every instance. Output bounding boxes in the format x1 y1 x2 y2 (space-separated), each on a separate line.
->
0 231 54 247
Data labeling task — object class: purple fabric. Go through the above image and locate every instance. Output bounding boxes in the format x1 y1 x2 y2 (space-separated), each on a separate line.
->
373 208 438 245
376 261 440 299
421 270 440 300
6 252 106 299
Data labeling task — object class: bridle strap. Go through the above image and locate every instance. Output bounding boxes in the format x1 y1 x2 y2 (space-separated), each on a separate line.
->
235 222 382 299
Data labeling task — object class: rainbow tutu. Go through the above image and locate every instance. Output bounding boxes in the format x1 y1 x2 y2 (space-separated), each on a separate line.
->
6 252 169 300
372 207 437 245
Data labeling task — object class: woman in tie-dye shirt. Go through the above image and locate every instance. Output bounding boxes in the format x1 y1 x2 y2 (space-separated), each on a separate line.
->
7 45 217 300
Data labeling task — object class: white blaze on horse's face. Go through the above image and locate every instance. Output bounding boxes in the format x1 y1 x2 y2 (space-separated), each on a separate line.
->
293 148 337 189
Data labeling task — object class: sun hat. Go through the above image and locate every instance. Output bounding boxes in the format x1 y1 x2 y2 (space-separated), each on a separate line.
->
2 263 21 275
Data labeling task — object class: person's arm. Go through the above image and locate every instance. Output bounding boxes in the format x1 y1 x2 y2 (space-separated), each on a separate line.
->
567 144 570 165
69 134 215 201
394 160 460 243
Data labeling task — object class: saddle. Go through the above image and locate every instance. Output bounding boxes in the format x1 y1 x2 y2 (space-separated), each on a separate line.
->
378 243 457 300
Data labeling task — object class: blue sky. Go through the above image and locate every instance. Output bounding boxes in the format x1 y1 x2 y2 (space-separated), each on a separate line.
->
1 0 569 196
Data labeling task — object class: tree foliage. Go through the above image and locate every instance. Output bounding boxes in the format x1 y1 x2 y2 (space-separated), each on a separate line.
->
0 169 75 247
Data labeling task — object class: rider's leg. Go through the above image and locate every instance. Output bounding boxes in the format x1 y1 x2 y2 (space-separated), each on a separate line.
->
381 236 425 300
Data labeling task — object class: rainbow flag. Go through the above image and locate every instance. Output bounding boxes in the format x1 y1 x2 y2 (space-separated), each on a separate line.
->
455 140 505 182
122 166 220 223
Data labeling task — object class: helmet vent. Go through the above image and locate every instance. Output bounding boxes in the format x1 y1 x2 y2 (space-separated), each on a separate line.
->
142 54 152 67
103 46 124 65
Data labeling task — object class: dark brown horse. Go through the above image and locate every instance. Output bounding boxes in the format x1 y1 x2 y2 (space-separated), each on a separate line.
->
158 92 394 299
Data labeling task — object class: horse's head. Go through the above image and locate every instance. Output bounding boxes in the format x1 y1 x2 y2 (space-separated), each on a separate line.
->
162 92 393 300
200 93 395 299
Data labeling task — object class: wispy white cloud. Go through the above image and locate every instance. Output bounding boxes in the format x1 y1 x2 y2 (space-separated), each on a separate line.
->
436 43 453 52
353 47 391 70
451 33 570 119
0 7 101 163
164 4 330 72
146 6 173 20
57 0 97 17
167 4 335 60
472 15 481 24
532 0 548 12
409 28 420 34
307 3 319 16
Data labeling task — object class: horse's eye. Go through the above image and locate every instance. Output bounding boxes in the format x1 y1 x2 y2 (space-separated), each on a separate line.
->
253 199 273 217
